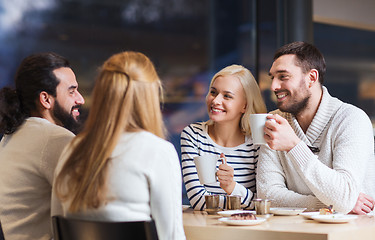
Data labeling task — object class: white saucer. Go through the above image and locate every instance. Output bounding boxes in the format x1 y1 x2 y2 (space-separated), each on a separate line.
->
299 211 320 219
182 205 191 211
270 207 307 216
218 217 266 226
310 214 358 223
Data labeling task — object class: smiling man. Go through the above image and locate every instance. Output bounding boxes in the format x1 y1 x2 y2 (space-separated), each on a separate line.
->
256 42 375 215
0 52 84 240
50 66 84 134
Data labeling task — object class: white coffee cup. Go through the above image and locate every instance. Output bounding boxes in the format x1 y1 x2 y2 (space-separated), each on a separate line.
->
193 155 219 185
249 113 273 145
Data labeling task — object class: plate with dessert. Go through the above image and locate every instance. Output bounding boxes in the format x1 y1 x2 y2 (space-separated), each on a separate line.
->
299 205 337 219
299 206 335 219
299 205 336 219
308 205 358 223
217 210 256 217
270 207 307 216
219 212 266 226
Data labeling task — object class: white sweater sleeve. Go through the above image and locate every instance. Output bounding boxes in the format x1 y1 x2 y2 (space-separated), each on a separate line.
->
286 108 374 213
149 142 186 240
257 106 374 213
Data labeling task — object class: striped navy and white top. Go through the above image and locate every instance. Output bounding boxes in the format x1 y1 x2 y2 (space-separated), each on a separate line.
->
180 122 259 211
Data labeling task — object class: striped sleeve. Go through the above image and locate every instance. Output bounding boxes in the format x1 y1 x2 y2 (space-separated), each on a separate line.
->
181 123 213 210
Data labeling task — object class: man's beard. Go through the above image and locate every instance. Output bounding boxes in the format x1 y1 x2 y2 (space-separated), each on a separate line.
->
277 80 311 115
53 101 83 134
278 95 310 115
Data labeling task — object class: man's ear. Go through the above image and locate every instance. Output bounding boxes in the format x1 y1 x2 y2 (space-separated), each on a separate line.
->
39 91 54 110
308 69 319 87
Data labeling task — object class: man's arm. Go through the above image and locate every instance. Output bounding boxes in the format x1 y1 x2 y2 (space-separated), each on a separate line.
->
256 144 324 210
262 109 375 213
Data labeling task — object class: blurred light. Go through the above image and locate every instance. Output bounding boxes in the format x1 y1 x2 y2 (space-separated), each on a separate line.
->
121 0 196 23
0 0 56 35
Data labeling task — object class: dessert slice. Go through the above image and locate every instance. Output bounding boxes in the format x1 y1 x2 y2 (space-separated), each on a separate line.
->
230 212 257 220
319 205 334 215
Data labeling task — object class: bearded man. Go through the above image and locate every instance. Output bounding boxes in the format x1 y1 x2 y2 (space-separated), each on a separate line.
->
257 42 375 215
0 52 85 239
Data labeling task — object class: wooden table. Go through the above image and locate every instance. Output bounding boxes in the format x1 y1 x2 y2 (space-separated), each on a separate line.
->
183 208 375 240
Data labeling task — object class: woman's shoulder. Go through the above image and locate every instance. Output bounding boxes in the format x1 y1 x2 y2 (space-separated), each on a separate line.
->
182 122 207 135
244 136 261 150
129 132 178 159
118 131 176 153
122 131 167 144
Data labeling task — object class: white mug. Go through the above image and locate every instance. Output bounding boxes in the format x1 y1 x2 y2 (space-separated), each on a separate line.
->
194 155 218 185
249 113 273 145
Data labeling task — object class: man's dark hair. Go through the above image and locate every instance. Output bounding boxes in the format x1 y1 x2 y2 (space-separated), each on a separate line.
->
0 52 70 134
274 41 326 84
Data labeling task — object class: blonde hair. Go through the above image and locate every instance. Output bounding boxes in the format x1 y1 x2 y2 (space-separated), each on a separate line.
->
55 51 165 213
206 64 266 135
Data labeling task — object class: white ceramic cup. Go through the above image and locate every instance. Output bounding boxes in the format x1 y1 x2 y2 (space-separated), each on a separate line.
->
193 155 219 185
249 113 272 145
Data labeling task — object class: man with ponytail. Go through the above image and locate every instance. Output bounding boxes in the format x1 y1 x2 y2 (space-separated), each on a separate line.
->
0 52 85 240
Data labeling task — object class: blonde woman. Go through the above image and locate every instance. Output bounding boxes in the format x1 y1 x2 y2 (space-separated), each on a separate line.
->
53 51 185 240
180 65 266 210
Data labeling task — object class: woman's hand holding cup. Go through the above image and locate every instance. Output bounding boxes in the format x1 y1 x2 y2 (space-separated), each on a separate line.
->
217 153 236 194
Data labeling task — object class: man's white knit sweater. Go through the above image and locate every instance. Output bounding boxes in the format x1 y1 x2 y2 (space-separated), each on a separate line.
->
257 87 375 213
